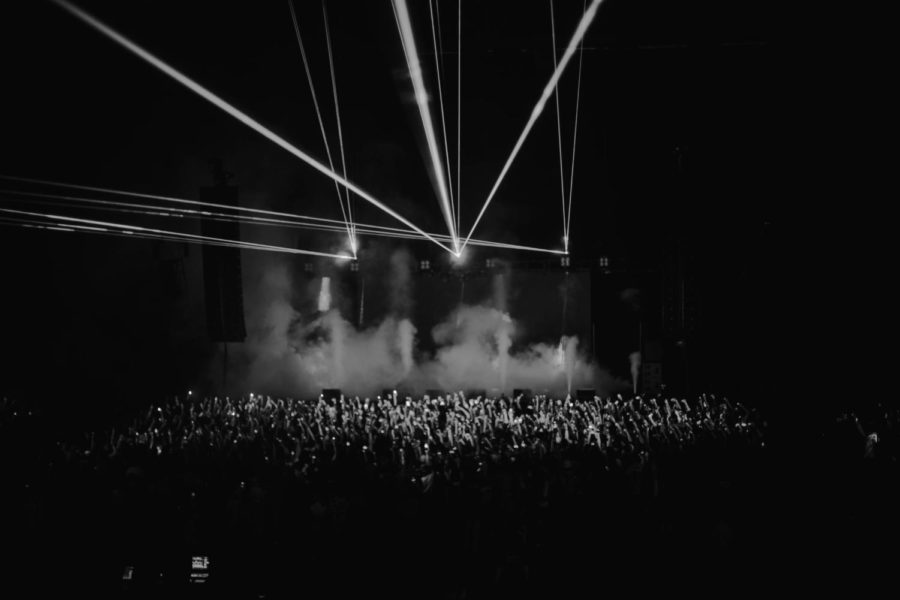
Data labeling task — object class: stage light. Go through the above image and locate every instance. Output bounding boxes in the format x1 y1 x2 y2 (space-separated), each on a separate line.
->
304 262 313 273
350 260 359 272
419 260 431 271
485 258 496 269
561 256 570 267
450 248 468 267
598 256 609 267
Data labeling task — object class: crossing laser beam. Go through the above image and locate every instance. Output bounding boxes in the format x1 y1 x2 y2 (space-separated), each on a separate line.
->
288 0 354 250
0 215 278 253
391 0 458 252
0 175 413 234
1 182 567 255
0 206 349 258
565 0 588 252
2 219 303 253
322 1 355 250
49 0 451 254
550 0 568 243
457 0 462 238
429 0 456 234
461 0 603 252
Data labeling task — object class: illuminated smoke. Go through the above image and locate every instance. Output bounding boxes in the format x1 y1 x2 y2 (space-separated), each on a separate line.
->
397 319 416 377
222 252 627 398
563 336 578 395
317 277 332 312
326 309 346 388
495 312 513 391
492 269 508 313
629 351 641 395
389 248 414 316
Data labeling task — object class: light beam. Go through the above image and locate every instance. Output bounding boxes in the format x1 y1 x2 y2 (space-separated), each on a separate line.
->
0 186 566 255
287 0 354 250
49 0 451 254
0 206 349 258
461 0 604 252
322 2 355 252
457 0 462 237
565 0 588 251
391 0 458 252
550 0 569 246
429 0 456 231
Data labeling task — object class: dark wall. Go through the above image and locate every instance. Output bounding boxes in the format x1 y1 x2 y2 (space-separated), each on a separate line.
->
0 228 209 420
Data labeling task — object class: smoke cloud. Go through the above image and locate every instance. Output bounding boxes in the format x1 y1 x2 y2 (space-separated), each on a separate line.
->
216 251 627 398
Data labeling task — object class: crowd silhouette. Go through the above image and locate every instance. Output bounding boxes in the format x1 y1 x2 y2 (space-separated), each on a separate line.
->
4 391 775 597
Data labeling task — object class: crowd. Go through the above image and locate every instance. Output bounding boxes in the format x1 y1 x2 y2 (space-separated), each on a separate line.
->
5 391 766 598
59 391 763 488
12 390 900 595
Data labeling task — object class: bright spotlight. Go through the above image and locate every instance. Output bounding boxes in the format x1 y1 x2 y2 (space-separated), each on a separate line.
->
451 248 468 267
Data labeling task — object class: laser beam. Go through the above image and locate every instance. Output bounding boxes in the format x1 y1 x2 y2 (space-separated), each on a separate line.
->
550 0 568 245
0 215 275 252
288 0 354 251
0 216 316 254
322 1 355 251
461 0 603 252
50 0 451 254
0 186 566 255
391 0 458 252
565 0 588 252
429 0 456 234
0 206 349 258
457 0 462 237
0 175 416 235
